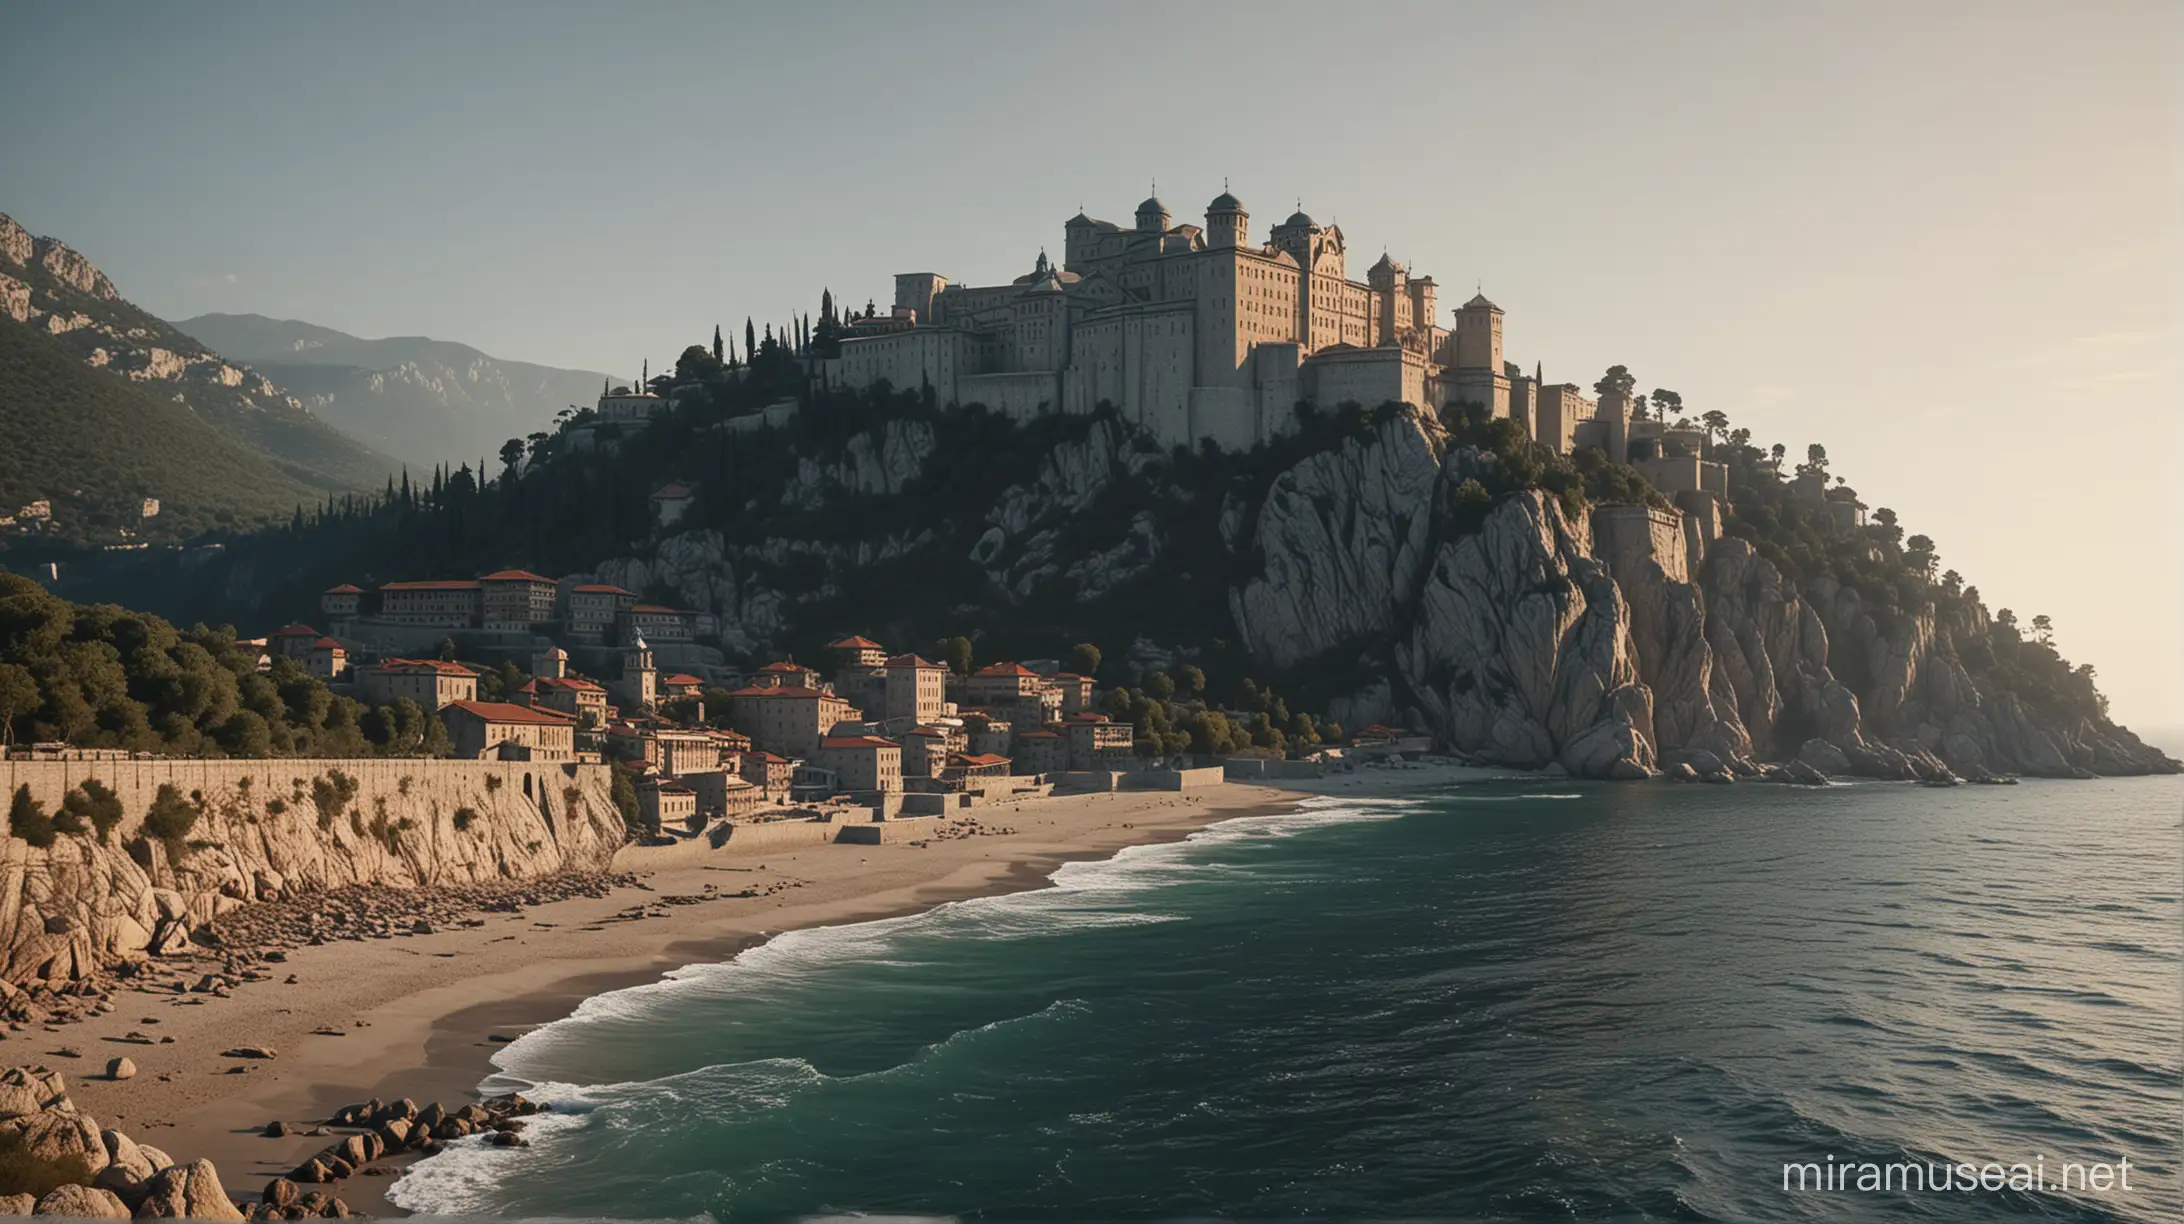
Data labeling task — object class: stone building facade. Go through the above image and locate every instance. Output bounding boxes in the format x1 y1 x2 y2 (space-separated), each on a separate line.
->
827 189 1525 450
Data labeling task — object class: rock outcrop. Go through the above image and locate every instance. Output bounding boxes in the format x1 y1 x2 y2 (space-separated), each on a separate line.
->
1224 407 2178 780
0 1067 335 1220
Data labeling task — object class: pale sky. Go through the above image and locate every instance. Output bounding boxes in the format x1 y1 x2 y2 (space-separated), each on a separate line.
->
4 1 2179 731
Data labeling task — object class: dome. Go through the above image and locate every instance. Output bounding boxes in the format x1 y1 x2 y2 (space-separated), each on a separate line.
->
1209 191 1244 213
1284 210 1314 228
1138 195 1166 213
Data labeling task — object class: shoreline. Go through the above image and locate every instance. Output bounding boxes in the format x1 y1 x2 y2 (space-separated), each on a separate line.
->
54 782 1314 1218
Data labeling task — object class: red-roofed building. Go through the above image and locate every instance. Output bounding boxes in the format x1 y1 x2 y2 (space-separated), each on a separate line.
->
637 776 698 833
728 685 856 758
522 674 608 725
740 750 794 796
443 700 576 760
816 735 903 794
660 673 706 700
480 570 558 631
566 583 637 642
320 585 364 622
306 636 347 681
1065 712 1134 770
378 580 482 628
827 635 887 669
750 660 824 690
1050 672 1096 715
942 752 1011 786
267 623 321 662
899 725 964 779
884 653 947 724
968 662 1061 725
359 658 480 711
1013 729 1067 775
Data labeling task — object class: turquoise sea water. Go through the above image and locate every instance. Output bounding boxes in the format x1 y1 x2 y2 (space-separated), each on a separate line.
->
389 778 2182 1222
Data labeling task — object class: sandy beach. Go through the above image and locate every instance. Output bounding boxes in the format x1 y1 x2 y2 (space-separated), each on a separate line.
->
41 783 1306 1216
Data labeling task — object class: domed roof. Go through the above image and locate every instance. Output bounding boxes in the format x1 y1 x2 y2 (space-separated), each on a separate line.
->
1137 195 1167 214
1209 190 1244 213
1284 210 1314 228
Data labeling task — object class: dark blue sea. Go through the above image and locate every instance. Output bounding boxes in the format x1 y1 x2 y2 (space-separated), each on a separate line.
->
388 777 2182 1222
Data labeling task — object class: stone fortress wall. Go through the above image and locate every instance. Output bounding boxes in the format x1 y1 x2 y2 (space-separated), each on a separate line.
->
0 758 624 986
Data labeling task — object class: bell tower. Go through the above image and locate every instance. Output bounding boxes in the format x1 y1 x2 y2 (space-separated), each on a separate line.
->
1454 292 1503 371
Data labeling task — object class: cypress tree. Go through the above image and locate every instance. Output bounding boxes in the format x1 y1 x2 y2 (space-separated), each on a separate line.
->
712 324 723 363
745 318 756 362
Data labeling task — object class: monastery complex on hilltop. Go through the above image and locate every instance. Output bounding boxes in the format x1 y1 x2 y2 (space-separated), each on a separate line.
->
811 186 1714 494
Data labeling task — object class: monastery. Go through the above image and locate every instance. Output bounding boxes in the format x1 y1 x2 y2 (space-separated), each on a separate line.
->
824 187 1546 451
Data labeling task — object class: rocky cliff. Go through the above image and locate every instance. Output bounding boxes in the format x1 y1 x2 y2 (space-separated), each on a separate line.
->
0 760 622 987
1221 413 2174 780
568 401 2171 782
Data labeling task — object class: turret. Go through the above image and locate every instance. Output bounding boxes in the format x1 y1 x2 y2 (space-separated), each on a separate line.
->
1134 193 1170 233
1454 292 1503 372
1205 188 1247 249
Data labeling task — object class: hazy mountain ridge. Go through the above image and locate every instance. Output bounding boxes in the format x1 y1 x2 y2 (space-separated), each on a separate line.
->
174 312 613 466
0 213 396 544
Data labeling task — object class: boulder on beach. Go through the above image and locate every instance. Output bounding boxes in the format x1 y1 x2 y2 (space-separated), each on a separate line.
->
30 1184 130 1219
133 1159 243 1221
102 1058 134 1082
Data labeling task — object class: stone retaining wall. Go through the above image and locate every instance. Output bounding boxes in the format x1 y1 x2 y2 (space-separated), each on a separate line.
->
0 757 624 985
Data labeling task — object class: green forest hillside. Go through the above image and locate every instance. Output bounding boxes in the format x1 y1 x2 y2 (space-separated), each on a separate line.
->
0 322 329 541
0 211 395 547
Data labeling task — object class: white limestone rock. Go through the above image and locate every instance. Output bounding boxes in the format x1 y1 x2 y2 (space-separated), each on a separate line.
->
1230 410 1442 670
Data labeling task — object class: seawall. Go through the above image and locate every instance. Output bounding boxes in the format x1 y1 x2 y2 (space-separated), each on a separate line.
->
0 757 625 985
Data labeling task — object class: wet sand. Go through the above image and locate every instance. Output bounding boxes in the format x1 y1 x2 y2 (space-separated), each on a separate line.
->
52 783 1304 1216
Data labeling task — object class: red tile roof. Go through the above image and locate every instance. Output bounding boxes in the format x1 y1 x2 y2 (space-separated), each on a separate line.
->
1018 730 1061 740
974 662 1040 677
571 583 634 595
828 635 884 649
729 685 838 700
322 584 363 594
535 675 605 693
444 700 575 726
380 579 481 591
949 752 1010 768
632 604 689 615
885 653 942 669
748 751 791 764
661 673 706 687
480 569 554 583
312 637 343 650
270 623 319 637
820 736 899 750
759 661 810 672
